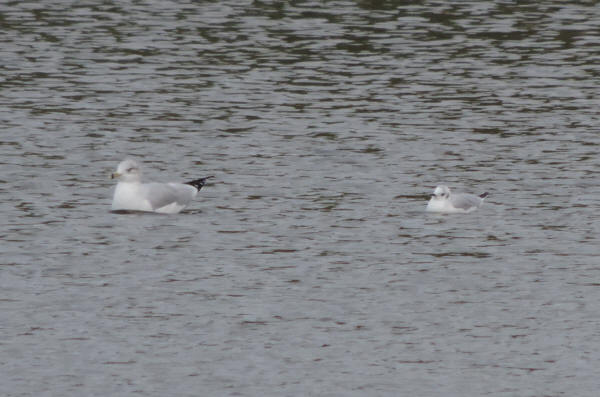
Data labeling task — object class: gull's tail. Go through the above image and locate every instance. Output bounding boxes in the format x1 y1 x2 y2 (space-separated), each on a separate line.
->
479 192 489 199
185 176 214 191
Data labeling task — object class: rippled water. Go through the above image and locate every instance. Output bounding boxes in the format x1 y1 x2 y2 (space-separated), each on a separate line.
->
2 1 600 396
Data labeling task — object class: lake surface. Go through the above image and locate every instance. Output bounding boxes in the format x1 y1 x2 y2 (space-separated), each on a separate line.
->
2 1 600 396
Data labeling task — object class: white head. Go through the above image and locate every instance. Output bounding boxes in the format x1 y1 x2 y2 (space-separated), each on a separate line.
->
432 185 451 200
111 159 142 183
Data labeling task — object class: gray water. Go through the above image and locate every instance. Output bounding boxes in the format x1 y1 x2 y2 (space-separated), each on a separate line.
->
2 1 600 396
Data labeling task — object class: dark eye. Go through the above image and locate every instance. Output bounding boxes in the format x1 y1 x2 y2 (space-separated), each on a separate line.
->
127 167 134 172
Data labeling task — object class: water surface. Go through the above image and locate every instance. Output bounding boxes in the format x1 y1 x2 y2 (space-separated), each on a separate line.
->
1 1 600 396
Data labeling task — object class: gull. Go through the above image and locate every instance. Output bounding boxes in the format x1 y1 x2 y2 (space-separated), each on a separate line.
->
426 185 488 213
111 159 213 214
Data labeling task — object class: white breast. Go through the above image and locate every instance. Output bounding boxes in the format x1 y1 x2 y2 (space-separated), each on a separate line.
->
112 182 153 211
426 197 471 213
426 197 449 213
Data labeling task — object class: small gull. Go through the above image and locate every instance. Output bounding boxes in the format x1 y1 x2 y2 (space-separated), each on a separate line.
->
426 185 488 213
111 159 213 214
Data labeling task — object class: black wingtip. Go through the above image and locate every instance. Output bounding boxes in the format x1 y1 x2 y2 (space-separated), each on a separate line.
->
185 176 214 191
479 192 489 199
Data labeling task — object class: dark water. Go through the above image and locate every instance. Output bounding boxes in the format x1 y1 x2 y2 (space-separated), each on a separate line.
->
2 1 600 396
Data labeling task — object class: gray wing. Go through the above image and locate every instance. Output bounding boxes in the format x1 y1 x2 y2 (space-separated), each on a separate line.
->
450 193 482 210
142 182 197 210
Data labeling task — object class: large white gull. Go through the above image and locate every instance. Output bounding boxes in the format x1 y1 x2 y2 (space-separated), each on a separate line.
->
111 159 213 214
